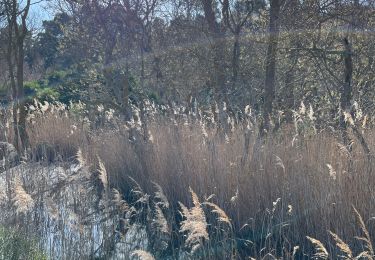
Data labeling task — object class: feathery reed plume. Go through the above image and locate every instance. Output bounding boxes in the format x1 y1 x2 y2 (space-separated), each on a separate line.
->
230 189 239 205
292 246 299 258
308 104 315 121
328 231 353 259
129 176 149 204
343 111 355 126
362 115 368 128
153 204 169 234
326 164 337 180
287 205 293 216
275 155 285 173
112 188 128 213
131 249 155 260
12 178 34 214
179 187 209 253
97 157 108 188
306 236 329 259
272 198 281 214
152 182 169 209
203 201 231 227
76 148 85 167
299 101 306 115
353 206 374 257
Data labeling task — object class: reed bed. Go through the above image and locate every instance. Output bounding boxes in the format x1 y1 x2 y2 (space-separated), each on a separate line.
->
0 100 374 259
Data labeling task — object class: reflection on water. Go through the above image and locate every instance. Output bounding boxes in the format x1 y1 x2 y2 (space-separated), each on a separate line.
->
0 163 150 259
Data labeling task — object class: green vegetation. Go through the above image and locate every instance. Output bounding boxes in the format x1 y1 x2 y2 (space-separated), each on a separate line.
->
0 226 46 260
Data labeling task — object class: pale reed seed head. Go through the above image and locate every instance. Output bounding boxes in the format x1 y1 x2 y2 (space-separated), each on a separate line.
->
308 104 315 121
275 155 285 173
154 204 169 234
230 189 239 205
288 205 293 216
343 111 355 126
326 164 337 180
306 236 329 259
272 198 281 213
179 188 209 253
153 182 169 209
76 148 85 167
13 179 34 214
362 115 368 128
203 201 232 227
299 101 306 115
112 188 129 212
353 206 374 256
97 157 108 188
189 187 200 208
328 231 353 259
292 246 300 257
131 250 155 260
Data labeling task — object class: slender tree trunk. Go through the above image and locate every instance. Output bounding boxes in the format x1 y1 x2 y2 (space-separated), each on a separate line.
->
262 0 281 134
202 0 228 130
341 38 353 111
123 69 131 121
232 32 240 84
16 34 29 150
5 0 30 152
6 19 20 151
339 37 353 147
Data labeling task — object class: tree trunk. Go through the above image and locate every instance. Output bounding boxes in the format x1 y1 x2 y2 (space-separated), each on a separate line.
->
5 0 30 152
341 38 353 113
262 0 281 134
232 32 240 84
202 0 228 130
16 34 29 150
123 70 131 121
339 37 353 147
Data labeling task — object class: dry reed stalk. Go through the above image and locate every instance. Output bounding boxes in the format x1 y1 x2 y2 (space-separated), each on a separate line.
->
306 236 329 259
203 201 232 227
76 148 85 166
328 231 353 259
353 206 374 257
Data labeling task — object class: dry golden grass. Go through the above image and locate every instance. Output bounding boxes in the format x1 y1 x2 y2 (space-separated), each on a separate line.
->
2 101 375 258
12 178 34 214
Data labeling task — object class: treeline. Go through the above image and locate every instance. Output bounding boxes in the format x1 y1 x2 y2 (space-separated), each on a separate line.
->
1 0 375 149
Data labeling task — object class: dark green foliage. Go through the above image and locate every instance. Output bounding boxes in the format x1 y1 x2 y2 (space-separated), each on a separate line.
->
24 80 59 102
34 13 71 69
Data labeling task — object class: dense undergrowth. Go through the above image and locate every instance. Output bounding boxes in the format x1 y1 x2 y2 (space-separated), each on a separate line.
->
0 99 375 259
